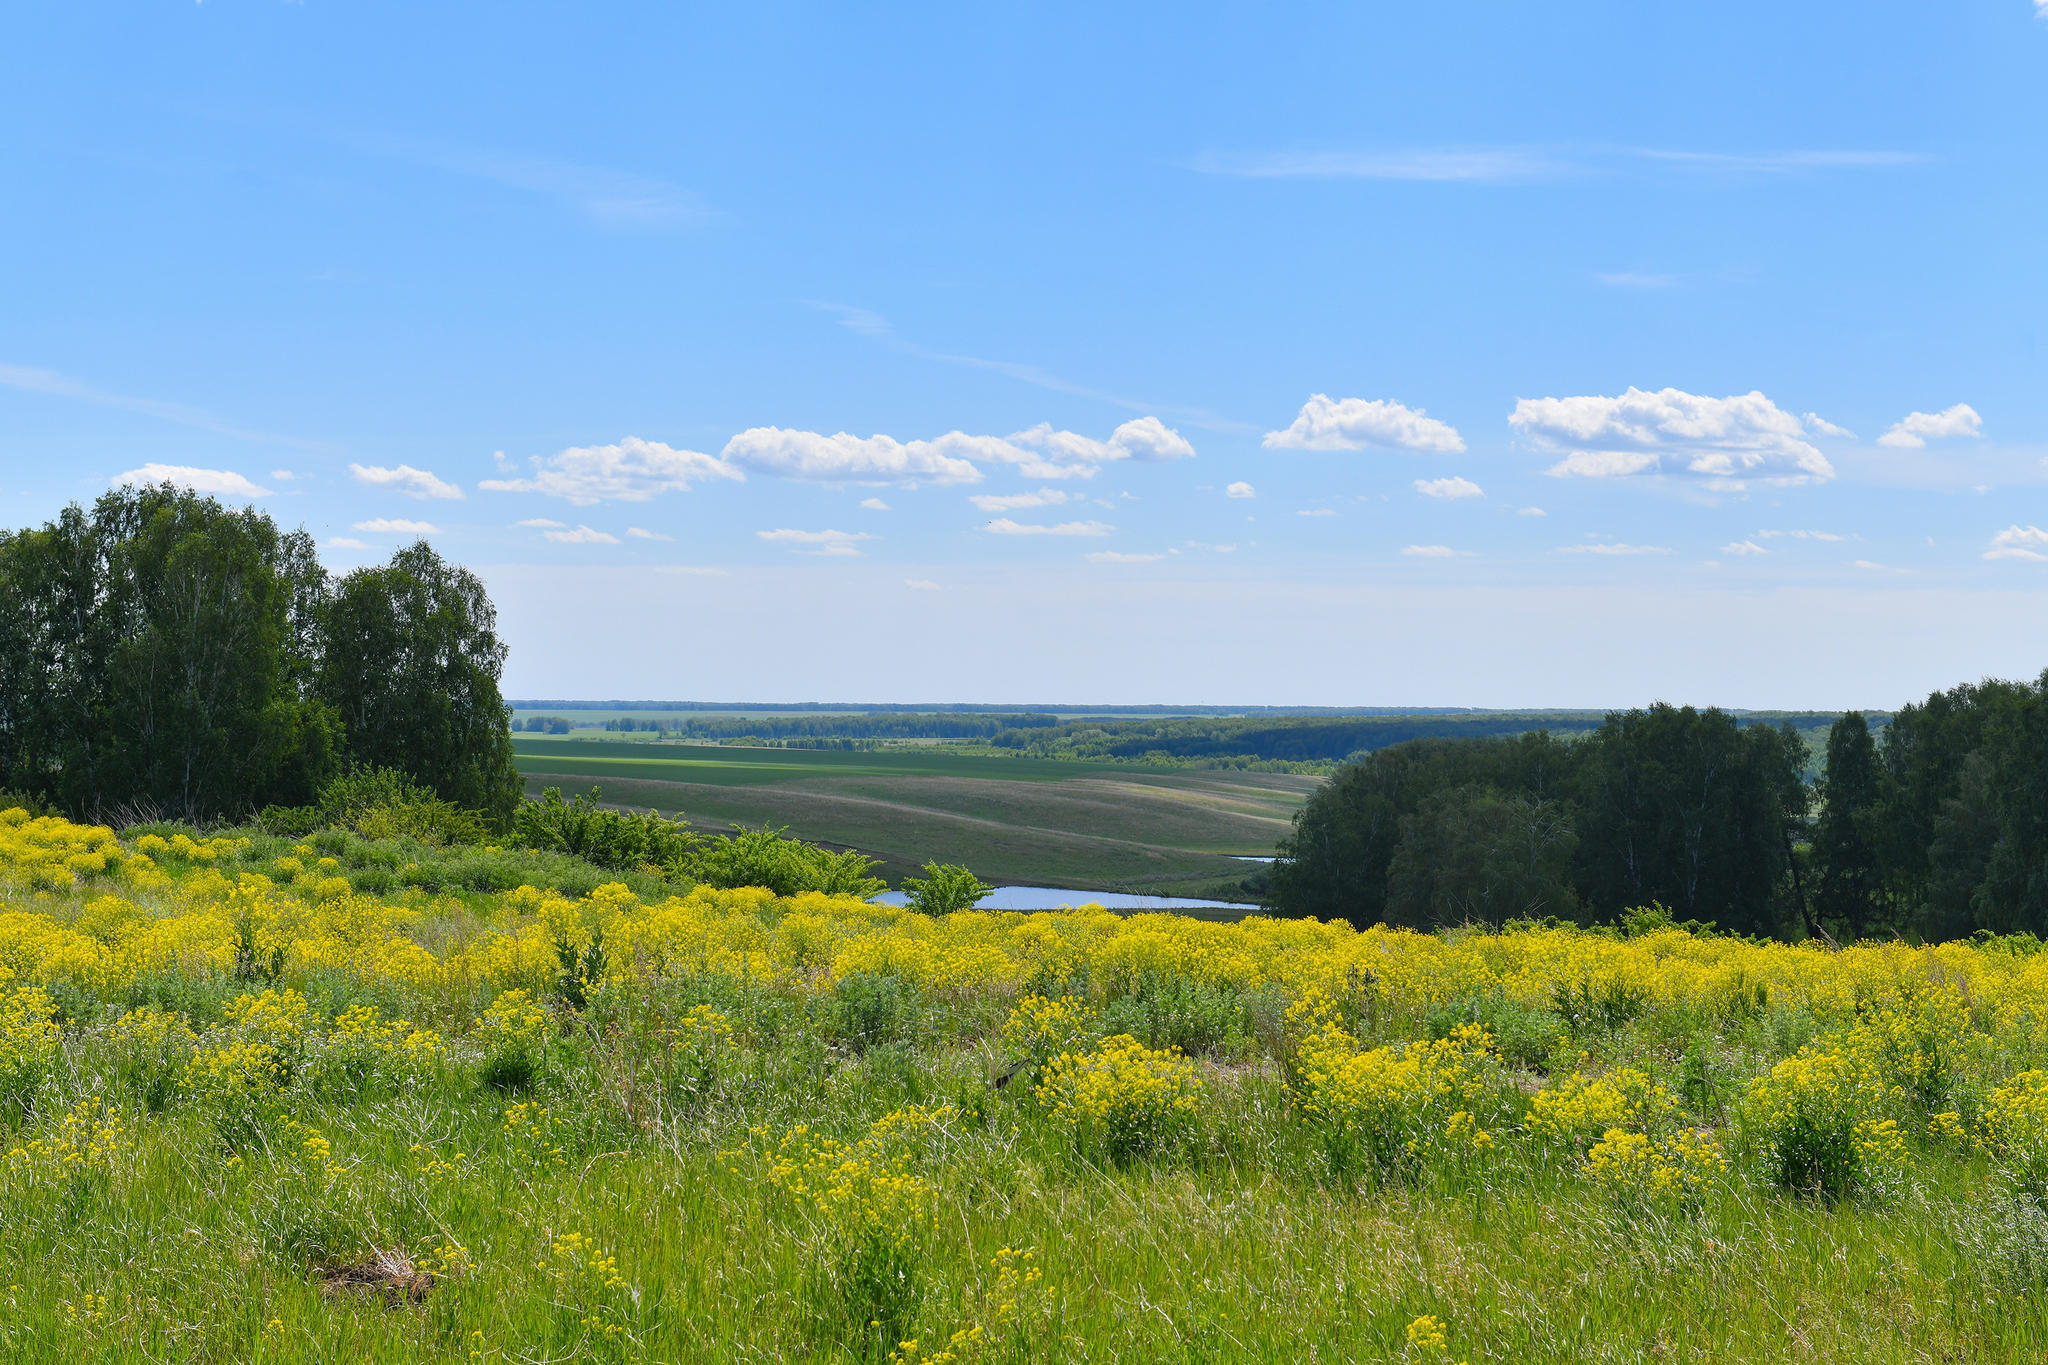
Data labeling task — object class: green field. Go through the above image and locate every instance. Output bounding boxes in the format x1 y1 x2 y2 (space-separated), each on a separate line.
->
511 737 1310 898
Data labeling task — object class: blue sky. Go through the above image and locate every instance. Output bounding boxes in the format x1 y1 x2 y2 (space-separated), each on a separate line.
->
5 2 2046 707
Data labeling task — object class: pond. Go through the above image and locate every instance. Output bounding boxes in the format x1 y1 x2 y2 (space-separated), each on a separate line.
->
874 885 1252 912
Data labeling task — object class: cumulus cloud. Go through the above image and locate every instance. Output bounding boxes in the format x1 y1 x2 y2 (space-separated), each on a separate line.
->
756 528 877 557
1878 404 1983 449
1512 387 1833 487
984 519 1113 537
1756 529 1846 542
1004 417 1196 477
514 518 567 528
481 437 740 504
325 537 369 550
353 518 438 534
1401 545 1456 557
969 488 1071 513
113 464 272 498
1985 525 2048 562
1414 476 1484 499
1085 551 1165 563
625 527 674 541
1721 541 1769 556
1556 542 1672 555
541 525 622 545
1803 413 1855 438
1264 394 1464 453
1226 482 1255 499
271 470 297 481
860 498 890 511
1518 507 1547 517
350 463 464 499
717 416 1193 487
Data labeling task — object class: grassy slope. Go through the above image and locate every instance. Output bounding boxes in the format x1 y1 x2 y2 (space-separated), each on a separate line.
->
512 738 1310 898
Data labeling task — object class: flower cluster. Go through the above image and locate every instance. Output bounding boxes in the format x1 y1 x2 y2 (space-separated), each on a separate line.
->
1036 1034 1202 1158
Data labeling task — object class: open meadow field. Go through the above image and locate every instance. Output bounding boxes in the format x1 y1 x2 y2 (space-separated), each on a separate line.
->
511 738 1310 900
2 808 2048 1363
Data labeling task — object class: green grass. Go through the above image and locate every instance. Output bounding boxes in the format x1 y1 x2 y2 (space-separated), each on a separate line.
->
512 738 1309 900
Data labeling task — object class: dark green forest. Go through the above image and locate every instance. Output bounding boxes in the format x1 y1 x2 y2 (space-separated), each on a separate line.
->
0 485 520 825
1265 681 2048 943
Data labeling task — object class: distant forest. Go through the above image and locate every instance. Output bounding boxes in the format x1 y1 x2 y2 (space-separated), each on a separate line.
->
1265 675 2048 944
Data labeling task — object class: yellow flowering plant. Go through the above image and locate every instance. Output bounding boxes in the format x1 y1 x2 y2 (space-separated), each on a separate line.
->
1035 1034 1203 1160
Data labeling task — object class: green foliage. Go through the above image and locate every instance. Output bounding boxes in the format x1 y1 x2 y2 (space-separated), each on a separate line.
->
512 786 697 872
318 765 489 847
680 825 886 899
899 860 994 916
316 541 521 830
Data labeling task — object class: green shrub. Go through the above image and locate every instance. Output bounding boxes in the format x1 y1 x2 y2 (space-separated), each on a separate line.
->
900 861 994 916
320 766 489 846
512 786 697 871
682 825 885 898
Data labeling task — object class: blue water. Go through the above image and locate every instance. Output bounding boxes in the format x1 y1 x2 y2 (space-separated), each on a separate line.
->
874 885 1248 912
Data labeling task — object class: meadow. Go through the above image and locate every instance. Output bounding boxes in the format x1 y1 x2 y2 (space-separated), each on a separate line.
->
3 806 2048 1362
510 737 1307 901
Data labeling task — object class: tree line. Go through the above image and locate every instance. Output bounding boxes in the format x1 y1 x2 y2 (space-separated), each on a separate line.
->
0 484 520 825
1267 676 2048 942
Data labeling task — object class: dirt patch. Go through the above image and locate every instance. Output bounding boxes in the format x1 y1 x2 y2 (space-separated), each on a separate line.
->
319 1249 435 1305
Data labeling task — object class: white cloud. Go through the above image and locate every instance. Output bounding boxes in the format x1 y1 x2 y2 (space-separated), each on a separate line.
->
625 527 674 541
1803 413 1855 438
325 537 370 550
350 463 464 500
1085 551 1165 563
542 525 622 545
1004 417 1196 477
1513 387 1833 487
1756 529 1846 542
1985 525 2048 562
353 518 438 534
112 464 272 498
480 437 740 504
969 488 1071 513
1297 508 1337 517
984 519 1113 537
904 579 941 590
514 518 567 528
756 528 877 557
1226 481 1255 499
1518 507 1547 517
1414 476 1484 499
271 470 297 481
1264 394 1464 453
723 428 985 485
860 498 891 511
1721 541 1769 556
1556 543 1672 555
1878 404 1983 449
1855 560 1887 570
1401 545 1456 557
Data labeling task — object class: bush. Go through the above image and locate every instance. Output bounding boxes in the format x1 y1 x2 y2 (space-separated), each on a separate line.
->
321 766 489 846
1036 1034 1203 1160
1737 1046 1905 1199
900 861 993 916
512 786 697 872
682 825 885 899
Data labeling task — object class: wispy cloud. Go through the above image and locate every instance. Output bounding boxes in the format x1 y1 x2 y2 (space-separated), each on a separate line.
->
542 525 621 545
325 537 370 550
351 463 464 500
810 302 1248 432
1721 541 1769 556
1517 507 1547 517
1556 542 1672 555
625 527 674 541
1756 529 1847 542
1803 413 1855 439
1085 551 1164 563
514 518 567 529
4 362 323 450
113 464 272 498
756 528 877 557
482 438 739 503
354 518 437 534
1985 525 2048 562
970 488 1072 513
1296 508 1337 517
350 134 704 228
1879 403 1982 449
1414 476 1484 499
984 519 1113 537
1401 545 1457 557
